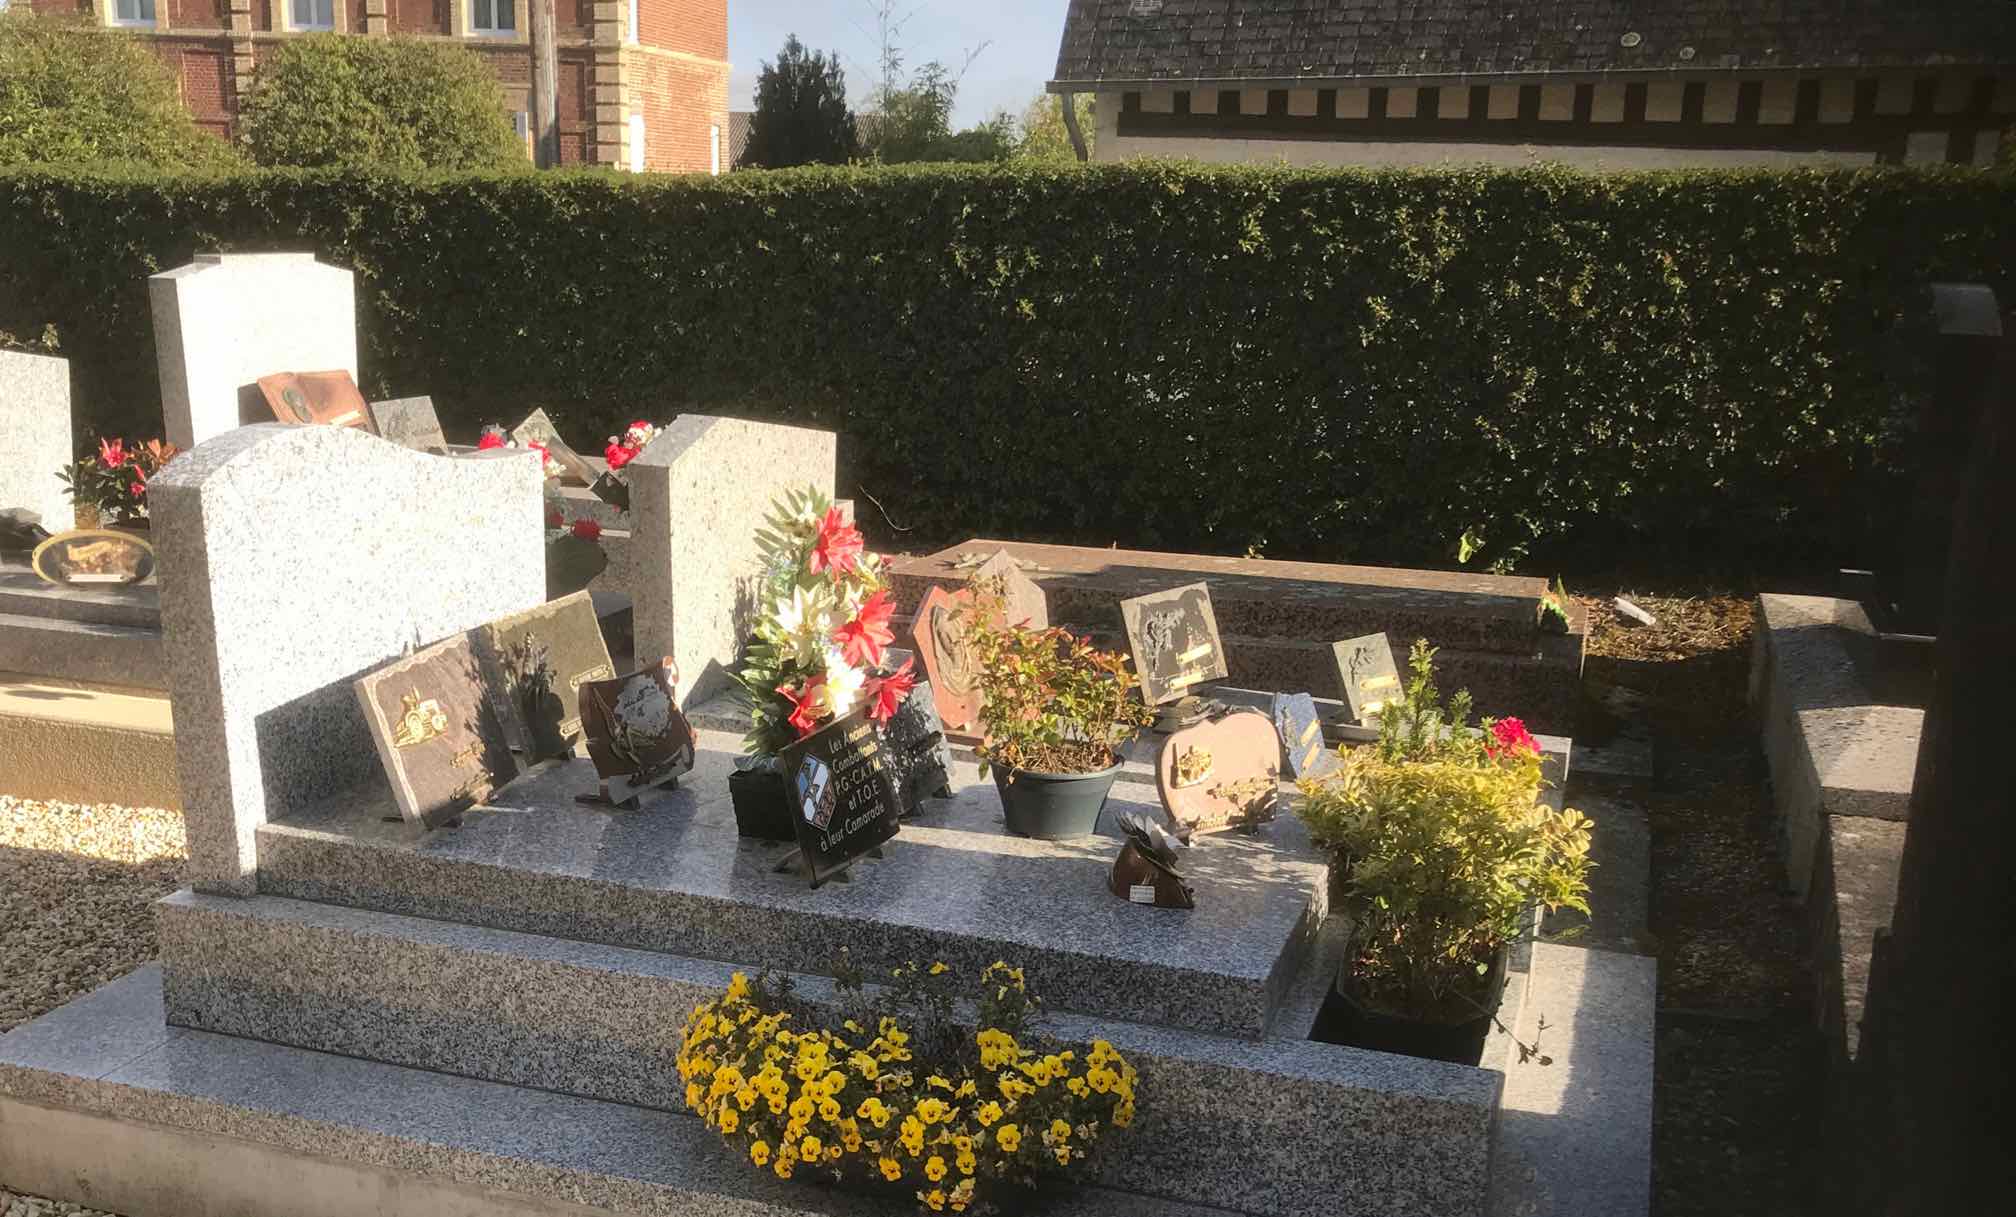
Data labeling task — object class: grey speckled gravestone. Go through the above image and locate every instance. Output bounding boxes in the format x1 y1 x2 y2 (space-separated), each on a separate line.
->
627 415 835 709
0 349 73 530
152 424 544 894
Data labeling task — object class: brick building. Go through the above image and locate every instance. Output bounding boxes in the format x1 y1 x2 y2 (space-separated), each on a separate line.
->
1049 0 2016 169
27 0 729 173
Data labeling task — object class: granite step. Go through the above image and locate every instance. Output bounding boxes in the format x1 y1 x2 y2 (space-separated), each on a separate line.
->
0 966 1243 1217
154 890 1503 1217
252 731 1331 1041
0 611 165 690
0 567 160 628
1542 790 1653 956
0 676 179 809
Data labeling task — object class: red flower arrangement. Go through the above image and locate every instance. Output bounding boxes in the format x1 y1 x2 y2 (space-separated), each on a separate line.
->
570 517 603 542
604 420 661 471
59 436 180 525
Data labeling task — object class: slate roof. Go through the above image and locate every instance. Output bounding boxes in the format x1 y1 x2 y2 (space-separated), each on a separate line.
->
728 111 754 168
1050 1 2016 87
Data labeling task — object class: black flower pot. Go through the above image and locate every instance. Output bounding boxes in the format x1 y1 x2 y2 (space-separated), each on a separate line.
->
1310 945 1510 1066
991 758 1123 840
728 767 795 841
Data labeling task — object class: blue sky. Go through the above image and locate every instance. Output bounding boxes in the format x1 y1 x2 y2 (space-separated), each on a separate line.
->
728 1 1073 128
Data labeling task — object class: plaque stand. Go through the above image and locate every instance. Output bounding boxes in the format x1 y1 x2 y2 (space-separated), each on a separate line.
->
771 844 886 887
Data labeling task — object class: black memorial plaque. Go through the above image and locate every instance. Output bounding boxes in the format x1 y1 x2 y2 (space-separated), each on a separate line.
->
1332 633 1401 724
1119 581 1229 706
779 707 903 888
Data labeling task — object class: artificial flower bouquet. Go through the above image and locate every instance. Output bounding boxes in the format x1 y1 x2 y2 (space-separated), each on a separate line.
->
679 959 1137 1214
734 487 916 756
59 437 179 526
602 419 661 471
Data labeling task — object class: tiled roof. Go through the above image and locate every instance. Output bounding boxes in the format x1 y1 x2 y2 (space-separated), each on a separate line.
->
728 111 754 167
1050 1 2016 86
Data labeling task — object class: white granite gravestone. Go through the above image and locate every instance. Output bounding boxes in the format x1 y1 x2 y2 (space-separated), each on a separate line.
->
150 253 358 453
628 415 836 708
152 424 543 894
0 349 73 529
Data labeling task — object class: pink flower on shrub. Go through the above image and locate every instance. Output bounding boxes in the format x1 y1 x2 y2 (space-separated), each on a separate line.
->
1484 717 1540 761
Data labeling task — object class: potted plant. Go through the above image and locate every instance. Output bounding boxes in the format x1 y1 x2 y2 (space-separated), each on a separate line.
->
730 487 916 839
1296 640 1592 1065
58 437 179 530
965 593 1153 840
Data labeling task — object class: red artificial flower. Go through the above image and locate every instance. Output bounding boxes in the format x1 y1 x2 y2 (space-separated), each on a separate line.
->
570 517 603 542
1485 717 1540 761
604 440 637 470
778 676 826 738
476 430 507 451
832 589 895 669
98 437 126 468
546 507 565 528
862 659 917 725
808 506 865 575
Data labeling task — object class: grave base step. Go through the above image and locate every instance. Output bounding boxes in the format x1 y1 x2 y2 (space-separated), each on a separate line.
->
0 967 1235 1217
0 675 179 809
0 611 164 690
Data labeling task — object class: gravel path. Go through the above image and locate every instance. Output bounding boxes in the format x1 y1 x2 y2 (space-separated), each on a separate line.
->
1 796 186 1217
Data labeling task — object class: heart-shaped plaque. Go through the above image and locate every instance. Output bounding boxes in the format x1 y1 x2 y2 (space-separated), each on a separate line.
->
1154 709 1282 837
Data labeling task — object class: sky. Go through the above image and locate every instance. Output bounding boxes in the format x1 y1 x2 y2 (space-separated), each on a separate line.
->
728 1 1073 129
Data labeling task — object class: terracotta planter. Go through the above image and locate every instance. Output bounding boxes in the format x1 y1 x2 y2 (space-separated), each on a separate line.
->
1310 943 1510 1066
991 757 1123 840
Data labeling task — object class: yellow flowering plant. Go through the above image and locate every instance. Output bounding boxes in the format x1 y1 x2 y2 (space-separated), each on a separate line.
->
677 957 1138 1214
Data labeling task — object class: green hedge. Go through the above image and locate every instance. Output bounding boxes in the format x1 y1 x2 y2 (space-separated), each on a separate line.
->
2 162 2010 569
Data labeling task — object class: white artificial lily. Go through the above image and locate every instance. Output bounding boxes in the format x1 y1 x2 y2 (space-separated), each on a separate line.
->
771 584 836 668
818 648 867 718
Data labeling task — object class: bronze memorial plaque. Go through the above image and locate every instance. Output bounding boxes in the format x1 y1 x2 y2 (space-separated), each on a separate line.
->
472 590 617 761
1119 581 1229 707
1154 709 1281 838
910 584 985 740
29 529 156 586
256 371 372 430
1332 633 1402 724
356 634 526 829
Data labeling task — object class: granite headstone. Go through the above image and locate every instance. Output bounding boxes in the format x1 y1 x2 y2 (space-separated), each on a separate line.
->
0 349 74 530
1120 581 1229 706
356 633 526 829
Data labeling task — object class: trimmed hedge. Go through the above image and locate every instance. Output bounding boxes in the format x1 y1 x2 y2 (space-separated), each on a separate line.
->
2 162 2010 569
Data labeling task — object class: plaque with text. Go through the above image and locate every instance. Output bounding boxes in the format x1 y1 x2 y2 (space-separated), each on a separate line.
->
910 584 984 739
578 657 697 804
256 370 371 430
509 408 599 486
967 549 1049 630
1270 692 1335 779
29 529 156 586
1332 633 1402 724
1154 709 1281 837
1120 581 1228 706
356 634 525 829
366 396 448 453
779 707 904 888
472 590 616 760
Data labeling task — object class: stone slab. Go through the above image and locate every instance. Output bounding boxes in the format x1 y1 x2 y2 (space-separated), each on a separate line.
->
2 967 1241 1217
157 891 1502 1217
0 349 74 531
153 424 544 895
628 416 836 709
150 253 358 452
1542 791 1651 955
1809 815 1904 1062
255 728 1329 1039
0 612 164 690
1487 943 1656 1217
0 564 160 628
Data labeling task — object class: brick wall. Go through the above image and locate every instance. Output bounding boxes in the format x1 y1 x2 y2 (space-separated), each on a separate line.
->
168 0 229 30
636 0 722 59
171 42 235 137
389 0 447 35
626 43 725 172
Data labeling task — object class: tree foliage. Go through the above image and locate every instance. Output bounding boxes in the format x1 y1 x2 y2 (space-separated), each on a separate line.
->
0 10 239 170
742 34 858 169
238 34 524 172
1016 92 1094 162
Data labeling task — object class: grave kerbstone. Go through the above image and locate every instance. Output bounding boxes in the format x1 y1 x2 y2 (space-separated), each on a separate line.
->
626 415 835 708
150 254 357 453
0 349 73 530
152 424 542 894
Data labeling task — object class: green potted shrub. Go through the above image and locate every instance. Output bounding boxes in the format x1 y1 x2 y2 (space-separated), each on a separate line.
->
58 437 179 530
1297 641 1592 1064
966 594 1153 840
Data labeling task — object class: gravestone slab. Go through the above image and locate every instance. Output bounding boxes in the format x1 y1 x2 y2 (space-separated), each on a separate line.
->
356 634 524 828
627 415 836 708
969 548 1048 629
910 584 984 738
1333 633 1402 723
367 397 447 453
150 253 357 452
509 409 598 486
1121 581 1228 706
0 350 73 530
1271 692 1335 779
255 371 369 429
152 424 543 894
472 590 615 760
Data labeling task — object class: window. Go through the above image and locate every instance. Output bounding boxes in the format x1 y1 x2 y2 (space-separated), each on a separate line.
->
710 124 721 175
289 0 334 29
628 113 646 173
471 0 514 33
110 0 156 25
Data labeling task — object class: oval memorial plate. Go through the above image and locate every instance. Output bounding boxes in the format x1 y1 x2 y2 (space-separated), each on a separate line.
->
30 528 157 586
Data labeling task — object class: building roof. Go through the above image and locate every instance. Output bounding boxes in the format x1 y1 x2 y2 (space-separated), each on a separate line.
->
728 111 754 167
1050 1 2016 89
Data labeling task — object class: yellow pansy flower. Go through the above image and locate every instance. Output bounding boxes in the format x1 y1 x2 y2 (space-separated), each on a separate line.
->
749 1140 770 1166
718 1107 739 1133
1049 1118 1072 1142
800 1135 821 1160
878 1156 903 1182
920 1189 946 1212
915 1097 950 1125
995 1123 1022 1153
976 1101 1002 1127
924 1155 948 1182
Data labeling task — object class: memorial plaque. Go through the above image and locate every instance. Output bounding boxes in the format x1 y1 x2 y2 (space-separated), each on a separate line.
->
509 408 598 486
876 648 954 814
256 370 371 430
356 634 525 829
578 657 697 804
968 549 1048 630
29 529 155 586
1110 808 1194 910
589 469 631 513
1332 633 1402 724
911 584 985 739
472 590 617 760
366 396 448 453
1270 691 1335 780
1154 709 1281 837
779 706 904 889
1120 581 1228 706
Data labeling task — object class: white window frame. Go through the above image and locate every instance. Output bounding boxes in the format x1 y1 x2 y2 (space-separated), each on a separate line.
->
285 0 335 31
710 124 721 175
107 0 157 27
470 0 516 36
628 113 646 173
627 0 639 45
